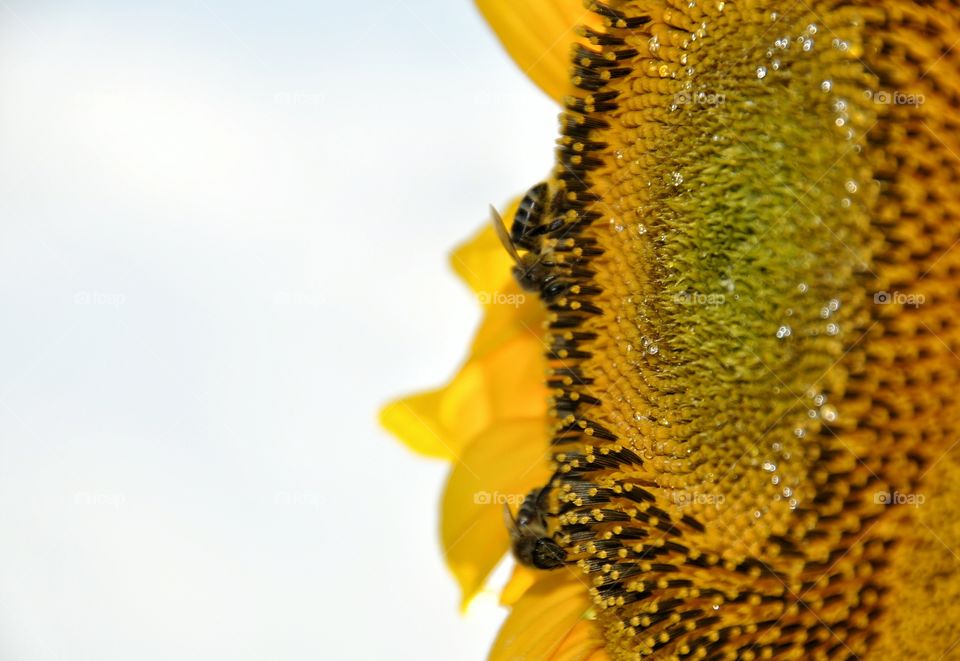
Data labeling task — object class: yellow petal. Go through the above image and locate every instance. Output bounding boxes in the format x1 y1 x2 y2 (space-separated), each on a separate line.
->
475 0 600 103
442 419 551 608
490 571 607 661
549 620 610 661
381 217 548 459
451 201 546 355
450 202 518 296
383 213 551 605
469 275 546 357
499 563 538 607
378 384 485 460
380 304 545 458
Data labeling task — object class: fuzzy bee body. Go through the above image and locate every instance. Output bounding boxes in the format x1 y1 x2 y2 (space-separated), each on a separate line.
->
490 181 562 292
510 182 550 251
504 486 567 570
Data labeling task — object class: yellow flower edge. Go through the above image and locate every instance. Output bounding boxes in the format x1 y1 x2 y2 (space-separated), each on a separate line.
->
379 203 544 463
381 218 609 658
380 216 553 609
382 0 597 639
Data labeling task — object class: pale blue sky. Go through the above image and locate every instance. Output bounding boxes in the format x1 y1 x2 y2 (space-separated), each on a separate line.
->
0 1 558 659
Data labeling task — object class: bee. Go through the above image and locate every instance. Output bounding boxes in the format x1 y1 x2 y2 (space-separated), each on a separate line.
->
510 182 550 251
504 486 567 570
491 182 563 292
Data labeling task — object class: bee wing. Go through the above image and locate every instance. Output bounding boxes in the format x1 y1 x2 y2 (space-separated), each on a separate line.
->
490 205 522 264
502 501 518 531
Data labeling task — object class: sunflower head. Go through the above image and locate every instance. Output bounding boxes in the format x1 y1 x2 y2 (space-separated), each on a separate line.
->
384 1 960 659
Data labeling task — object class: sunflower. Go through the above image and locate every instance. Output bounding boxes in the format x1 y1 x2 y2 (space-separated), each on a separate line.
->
382 1 960 659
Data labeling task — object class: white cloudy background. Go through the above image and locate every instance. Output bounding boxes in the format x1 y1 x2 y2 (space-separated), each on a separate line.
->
0 1 557 659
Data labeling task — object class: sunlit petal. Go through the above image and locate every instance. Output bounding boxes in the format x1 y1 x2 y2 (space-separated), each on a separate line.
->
441 419 551 607
474 0 599 102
